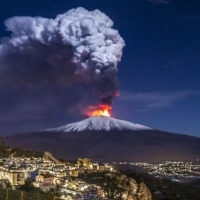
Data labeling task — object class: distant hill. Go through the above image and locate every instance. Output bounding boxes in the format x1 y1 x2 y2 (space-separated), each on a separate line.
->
4 117 200 162
0 136 42 159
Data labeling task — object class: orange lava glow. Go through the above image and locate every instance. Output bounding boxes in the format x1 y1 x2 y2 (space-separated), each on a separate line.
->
87 104 112 117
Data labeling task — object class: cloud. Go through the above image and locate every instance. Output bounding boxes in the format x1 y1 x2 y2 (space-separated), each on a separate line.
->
147 0 170 4
0 7 125 134
118 91 200 110
0 7 125 107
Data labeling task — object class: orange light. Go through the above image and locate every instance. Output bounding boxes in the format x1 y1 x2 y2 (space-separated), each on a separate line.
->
86 104 112 117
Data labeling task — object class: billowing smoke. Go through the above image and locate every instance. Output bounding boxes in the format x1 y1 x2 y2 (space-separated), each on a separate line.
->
0 7 125 120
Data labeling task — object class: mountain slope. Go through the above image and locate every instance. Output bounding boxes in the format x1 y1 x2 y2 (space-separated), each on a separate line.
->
4 117 200 162
44 116 152 132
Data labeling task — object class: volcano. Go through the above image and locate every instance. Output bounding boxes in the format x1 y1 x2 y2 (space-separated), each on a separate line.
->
44 116 152 132
4 117 200 162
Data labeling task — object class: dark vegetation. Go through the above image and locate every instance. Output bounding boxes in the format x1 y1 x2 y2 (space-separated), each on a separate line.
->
122 170 200 200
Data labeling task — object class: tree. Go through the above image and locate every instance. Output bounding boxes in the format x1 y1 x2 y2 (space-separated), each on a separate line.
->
19 178 34 191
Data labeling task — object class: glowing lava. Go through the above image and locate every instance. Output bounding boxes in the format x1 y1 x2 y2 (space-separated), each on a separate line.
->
87 104 112 117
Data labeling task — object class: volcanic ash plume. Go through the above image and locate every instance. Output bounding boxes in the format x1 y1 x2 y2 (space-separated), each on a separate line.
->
0 7 125 116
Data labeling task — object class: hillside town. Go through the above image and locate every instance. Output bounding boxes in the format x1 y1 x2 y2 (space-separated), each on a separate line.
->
2 136 200 200
0 151 114 199
0 137 152 200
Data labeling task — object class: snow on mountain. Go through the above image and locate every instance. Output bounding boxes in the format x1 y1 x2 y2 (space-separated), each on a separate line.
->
45 116 152 132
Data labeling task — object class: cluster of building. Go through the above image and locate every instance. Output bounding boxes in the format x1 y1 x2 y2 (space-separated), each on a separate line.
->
0 153 114 199
127 161 200 180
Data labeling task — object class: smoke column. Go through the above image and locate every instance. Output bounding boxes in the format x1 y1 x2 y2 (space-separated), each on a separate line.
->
0 7 125 112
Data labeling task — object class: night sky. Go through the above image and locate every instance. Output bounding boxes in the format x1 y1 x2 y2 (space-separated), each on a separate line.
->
0 0 200 137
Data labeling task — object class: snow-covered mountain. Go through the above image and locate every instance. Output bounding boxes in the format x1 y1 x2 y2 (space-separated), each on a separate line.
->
4 116 200 162
44 116 152 132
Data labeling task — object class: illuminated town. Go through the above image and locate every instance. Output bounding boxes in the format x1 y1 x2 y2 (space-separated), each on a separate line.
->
0 151 115 199
115 161 200 181
1 135 200 200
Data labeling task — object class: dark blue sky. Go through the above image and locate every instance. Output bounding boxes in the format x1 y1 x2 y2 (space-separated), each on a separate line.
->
0 0 200 136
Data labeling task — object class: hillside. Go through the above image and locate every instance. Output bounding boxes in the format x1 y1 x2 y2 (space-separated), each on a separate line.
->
4 127 200 162
0 137 42 159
